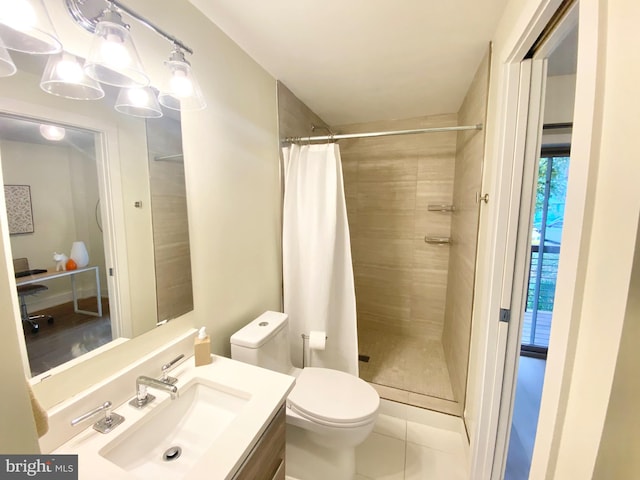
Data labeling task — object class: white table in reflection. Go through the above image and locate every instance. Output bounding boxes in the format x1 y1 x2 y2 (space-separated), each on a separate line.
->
16 265 102 317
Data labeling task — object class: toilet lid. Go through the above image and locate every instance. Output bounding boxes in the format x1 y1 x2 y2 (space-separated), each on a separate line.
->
287 368 379 425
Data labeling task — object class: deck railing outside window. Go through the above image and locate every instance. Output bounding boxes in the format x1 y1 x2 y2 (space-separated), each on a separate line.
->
523 244 560 348
523 152 569 351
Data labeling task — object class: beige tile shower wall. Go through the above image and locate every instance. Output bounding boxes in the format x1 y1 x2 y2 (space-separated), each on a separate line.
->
442 50 491 404
149 158 193 323
277 82 330 140
337 114 458 340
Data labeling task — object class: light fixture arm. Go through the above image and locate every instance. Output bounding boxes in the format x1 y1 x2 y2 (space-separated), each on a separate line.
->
65 0 193 55
108 1 193 55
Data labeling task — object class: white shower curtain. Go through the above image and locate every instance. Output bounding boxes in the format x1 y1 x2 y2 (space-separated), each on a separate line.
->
282 143 358 375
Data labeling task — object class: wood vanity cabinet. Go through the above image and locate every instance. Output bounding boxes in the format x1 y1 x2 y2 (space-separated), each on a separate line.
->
233 405 286 480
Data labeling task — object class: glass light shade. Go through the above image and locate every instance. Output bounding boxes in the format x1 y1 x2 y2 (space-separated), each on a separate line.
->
70 241 89 268
158 55 206 112
0 38 16 77
39 124 66 141
0 0 61 54
40 51 105 100
115 87 163 118
84 19 149 88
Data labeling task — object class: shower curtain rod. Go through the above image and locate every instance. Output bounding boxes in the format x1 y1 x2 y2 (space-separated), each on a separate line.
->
283 123 483 144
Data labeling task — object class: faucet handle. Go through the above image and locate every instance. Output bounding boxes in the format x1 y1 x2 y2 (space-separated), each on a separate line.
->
161 353 185 384
70 401 125 434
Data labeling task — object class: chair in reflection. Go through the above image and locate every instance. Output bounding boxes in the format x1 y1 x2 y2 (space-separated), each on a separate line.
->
13 258 54 334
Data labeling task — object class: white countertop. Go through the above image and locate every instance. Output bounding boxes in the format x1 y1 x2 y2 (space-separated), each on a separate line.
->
53 355 295 479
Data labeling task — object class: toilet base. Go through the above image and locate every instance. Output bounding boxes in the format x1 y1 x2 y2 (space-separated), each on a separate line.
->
285 424 356 480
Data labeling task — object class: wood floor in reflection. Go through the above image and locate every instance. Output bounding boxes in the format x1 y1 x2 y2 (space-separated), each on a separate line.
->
24 297 111 377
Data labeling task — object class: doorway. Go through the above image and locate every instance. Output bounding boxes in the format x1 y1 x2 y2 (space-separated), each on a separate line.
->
506 147 573 479
0 115 113 377
502 9 577 480
469 0 618 477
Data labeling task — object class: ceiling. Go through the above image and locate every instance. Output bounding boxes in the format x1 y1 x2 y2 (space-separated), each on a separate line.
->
189 0 509 126
0 114 96 153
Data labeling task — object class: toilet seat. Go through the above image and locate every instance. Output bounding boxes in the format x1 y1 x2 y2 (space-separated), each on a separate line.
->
287 367 379 428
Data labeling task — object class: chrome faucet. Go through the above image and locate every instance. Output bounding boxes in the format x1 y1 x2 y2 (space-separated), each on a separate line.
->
129 375 179 408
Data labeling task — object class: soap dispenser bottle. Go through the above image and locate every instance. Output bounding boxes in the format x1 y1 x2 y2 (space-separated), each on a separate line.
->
194 327 212 366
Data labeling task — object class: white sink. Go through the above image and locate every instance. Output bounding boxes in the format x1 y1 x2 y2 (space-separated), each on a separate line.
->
99 379 250 478
50 352 295 479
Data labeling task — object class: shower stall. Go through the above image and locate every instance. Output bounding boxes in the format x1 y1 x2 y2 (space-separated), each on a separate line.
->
277 50 490 417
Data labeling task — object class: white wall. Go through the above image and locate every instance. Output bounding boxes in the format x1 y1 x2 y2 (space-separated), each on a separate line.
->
593 222 640 479
2 139 105 306
161 0 282 355
544 74 577 124
0 157 39 453
3 140 76 273
542 74 576 146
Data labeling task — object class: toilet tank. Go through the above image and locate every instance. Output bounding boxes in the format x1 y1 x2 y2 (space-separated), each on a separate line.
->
230 311 293 374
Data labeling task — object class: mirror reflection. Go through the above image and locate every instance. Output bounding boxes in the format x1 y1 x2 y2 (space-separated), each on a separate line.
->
145 112 193 323
0 53 193 378
2 116 109 377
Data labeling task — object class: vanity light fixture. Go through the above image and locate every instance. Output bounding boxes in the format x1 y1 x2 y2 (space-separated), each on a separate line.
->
83 5 149 88
0 38 16 77
39 124 66 141
0 0 206 116
64 0 206 114
40 51 105 100
114 86 162 118
158 47 206 112
0 0 61 54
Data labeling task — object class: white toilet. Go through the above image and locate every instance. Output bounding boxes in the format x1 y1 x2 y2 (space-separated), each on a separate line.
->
230 311 379 480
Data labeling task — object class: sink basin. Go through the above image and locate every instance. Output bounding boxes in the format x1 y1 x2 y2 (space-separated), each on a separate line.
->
50 352 295 480
99 379 250 478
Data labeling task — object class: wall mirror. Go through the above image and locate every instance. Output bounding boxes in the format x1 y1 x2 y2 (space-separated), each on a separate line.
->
0 50 193 380
145 112 193 323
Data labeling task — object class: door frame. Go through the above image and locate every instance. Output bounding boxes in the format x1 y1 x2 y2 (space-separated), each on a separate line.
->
491 55 548 479
0 97 131 376
468 0 604 477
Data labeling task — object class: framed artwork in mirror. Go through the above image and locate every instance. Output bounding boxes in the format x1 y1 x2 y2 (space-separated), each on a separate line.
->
4 185 34 235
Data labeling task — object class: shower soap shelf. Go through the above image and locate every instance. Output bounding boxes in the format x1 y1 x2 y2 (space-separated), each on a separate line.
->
427 204 455 212
424 236 451 245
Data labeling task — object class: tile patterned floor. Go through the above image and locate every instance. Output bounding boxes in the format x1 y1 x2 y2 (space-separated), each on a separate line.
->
285 400 469 480
358 328 455 401
354 400 468 480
